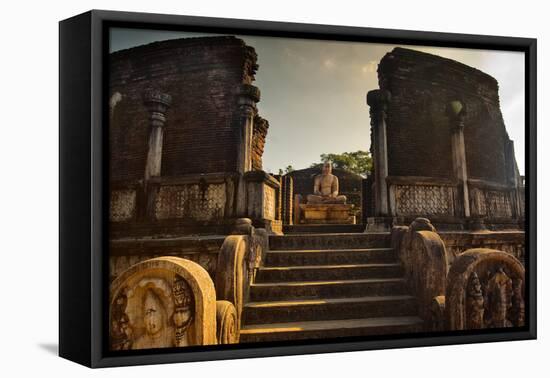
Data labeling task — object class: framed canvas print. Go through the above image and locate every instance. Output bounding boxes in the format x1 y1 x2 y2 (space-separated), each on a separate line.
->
59 10 537 368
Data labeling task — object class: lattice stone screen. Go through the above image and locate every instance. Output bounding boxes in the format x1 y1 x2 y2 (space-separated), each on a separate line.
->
393 184 455 216
110 189 137 222
155 183 226 221
470 188 514 219
518 188 525 218
263 184 276 220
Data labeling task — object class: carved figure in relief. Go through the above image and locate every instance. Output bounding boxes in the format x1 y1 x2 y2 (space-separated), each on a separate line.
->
110 290 133 350
133 289 175 349
172 275 195 347
485 268 513 328
306 162 347 204
511 278 525 327
466 272 485 329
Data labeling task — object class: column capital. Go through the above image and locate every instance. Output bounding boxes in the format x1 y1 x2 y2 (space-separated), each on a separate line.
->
143 90 172 115
367 89 391 127
446 99 467 131
236 84 260 118
237 83 261 103
366 89 391 110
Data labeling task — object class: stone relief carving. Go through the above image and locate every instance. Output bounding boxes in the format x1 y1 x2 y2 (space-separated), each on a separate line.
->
446 249 525 331
110 257 217 350
263 185 276 220
394 184 455 216
110 189 137 222
155 183 226 221
171 275 195 347
469 188 513 219
484 268 513 328
110 289 133 350
133 285 176 349
511 278 525 327
216 300 239 344
466 272 485 329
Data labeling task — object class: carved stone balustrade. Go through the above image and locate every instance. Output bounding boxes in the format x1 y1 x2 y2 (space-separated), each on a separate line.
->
445 248 525 331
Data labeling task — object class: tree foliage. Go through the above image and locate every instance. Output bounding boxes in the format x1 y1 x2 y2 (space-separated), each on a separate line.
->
310 150 373 177
277 165 295 175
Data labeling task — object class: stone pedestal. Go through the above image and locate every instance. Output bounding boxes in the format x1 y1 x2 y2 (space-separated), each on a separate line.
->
299 204 356 224
243 170 282 234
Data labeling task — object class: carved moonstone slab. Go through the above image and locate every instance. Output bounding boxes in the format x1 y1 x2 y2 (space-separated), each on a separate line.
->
110 257 217 350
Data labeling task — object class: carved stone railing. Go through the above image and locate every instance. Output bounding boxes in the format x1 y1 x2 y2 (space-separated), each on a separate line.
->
394 218 526 332
468 179 518 220
109 173 240 225
214 220 268 338
518 186 525 219
154 173 237 221
387 176 461 218
393 218 449 325
110 186 138 222
444 248 525 331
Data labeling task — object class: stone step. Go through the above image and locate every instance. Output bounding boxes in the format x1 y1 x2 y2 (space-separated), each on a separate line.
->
240 316 424 343
249 278 407 301
269 232 390 251
243 295 417 324
283 224 365 234
265 248 397 267
255 263 403 282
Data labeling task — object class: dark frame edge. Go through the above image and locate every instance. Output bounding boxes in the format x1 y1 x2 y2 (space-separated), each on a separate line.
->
526 37 537 340
59 11 93 367
59 9 537 368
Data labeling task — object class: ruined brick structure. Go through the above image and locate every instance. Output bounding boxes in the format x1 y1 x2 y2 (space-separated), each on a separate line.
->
110 36 260 181
367 48 524 230
251 115 269 171
106 40 527 347
109 37 279 239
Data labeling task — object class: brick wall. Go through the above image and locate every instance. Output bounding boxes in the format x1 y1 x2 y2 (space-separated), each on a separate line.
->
109 36 258 183
252 115 269 171
378 47 513 184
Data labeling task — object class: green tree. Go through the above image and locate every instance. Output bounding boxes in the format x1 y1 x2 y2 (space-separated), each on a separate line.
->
278 165 295 175
310 150 373 177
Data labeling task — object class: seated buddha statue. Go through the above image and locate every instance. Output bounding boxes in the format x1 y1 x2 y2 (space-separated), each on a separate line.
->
306 162 347 204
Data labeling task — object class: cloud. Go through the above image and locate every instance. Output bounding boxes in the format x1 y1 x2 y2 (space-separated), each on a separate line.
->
361 61 378 74
323 58 336 69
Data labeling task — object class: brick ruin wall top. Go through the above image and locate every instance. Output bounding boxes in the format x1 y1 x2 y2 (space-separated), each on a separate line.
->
109 36 259 183
378 47 518 185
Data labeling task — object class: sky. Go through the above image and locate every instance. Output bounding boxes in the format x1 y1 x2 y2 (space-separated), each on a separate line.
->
110 28 525 175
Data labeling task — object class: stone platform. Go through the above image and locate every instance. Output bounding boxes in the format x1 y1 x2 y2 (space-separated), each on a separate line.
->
299 203 355 224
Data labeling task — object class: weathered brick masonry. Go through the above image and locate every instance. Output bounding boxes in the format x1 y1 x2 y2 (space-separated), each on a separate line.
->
109 36 260 183
378 47 516 184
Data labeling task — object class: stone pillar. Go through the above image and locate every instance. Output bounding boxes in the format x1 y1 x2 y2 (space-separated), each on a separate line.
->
447 100 470 218
281 175 294 225
367 89 391 216
235 84 261 216
143 91 172 180
142 91 171 219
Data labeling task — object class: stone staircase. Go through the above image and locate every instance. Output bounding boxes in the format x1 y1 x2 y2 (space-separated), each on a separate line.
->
240 230 423 343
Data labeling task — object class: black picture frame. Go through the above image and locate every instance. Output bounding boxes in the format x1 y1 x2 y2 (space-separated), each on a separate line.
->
59 9 537 368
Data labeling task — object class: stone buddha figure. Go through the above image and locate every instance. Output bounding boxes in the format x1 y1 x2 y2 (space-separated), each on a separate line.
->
306 162 347 204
